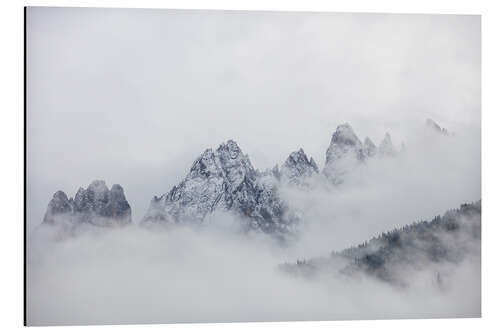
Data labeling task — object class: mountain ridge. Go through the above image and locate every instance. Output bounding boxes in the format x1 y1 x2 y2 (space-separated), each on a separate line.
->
42 180 132 227
40 120 451 237
280 200 481 286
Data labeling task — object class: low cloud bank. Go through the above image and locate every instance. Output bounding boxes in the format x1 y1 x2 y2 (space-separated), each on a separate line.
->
27 216 480 325
27 124 480 325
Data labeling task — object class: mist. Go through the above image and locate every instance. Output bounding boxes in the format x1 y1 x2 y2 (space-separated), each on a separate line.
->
27 217 480 325
27 122 480 325
26 7 480 325
281 123 480 257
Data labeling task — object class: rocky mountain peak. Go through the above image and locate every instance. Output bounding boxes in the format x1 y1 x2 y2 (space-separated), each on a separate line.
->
324 124 364 183
330 123 362 148
363 137 377 157
42 190 72 224
53 190 70 203
216 139 243 159
189 148 220 178
280 148 319 185
379 133 396 156
42 180 131 227
216 140 255 188
88 179 108 193
326 124 363 163
142 141 296 237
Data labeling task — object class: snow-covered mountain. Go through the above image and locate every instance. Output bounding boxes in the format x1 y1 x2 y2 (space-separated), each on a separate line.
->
281 201 481 286
39 122 432 236
140 124 402 233
323 123 365 184
141 140 298 236
322 123 398 184
362 137 377 158
42 180 132 227
278 148 319 186
378 133 397 156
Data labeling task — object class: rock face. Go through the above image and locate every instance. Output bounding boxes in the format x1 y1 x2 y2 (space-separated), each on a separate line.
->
362 137 377 158
42 191 72 224
323 123 365 184
378 133 396 156
142 140 296 236
279 148 319 186
42 180 132 227
322 124 400 183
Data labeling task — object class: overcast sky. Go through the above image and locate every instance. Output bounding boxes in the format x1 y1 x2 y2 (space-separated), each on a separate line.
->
26 7 480 230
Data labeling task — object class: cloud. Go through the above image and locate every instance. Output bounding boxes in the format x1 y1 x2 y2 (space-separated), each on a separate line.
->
25 8 480 325
27 206 480 325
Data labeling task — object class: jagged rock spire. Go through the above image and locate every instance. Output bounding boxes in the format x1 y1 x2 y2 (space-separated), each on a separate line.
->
363 137 377 158
323 123 364 183
142 140 296 237
325 123 363 164
42 191 72 224
42 180 131 227
280 148 319 186
378 133 396 156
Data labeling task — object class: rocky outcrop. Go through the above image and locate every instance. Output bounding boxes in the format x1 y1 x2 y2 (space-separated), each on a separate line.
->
141 140 297 236
362 137 377 158
378 133 396 156
323 123 365 184
42 191 73 224
322 124 402 184
42 180 131 227
279 148 319 186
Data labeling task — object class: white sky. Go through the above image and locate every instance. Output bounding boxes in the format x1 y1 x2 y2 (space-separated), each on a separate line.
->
26 7 480 230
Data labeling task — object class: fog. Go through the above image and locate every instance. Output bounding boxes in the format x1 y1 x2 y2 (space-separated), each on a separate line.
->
26 7 480 325
27 217 480 326
28 216 481 326
282 125 480 256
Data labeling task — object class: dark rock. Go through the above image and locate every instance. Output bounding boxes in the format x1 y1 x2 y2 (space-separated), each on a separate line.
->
42 191 72 224
42 180 131 227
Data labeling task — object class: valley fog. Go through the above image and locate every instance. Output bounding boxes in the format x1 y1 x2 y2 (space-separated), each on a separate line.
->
27 124 480 325
27 220 480 325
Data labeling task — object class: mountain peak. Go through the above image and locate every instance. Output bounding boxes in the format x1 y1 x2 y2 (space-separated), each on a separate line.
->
379 132 396 156
53 190 69 202
363 137 377 157
330 123 362 147
42 180 132 227
216 139 242 157
88 179 108 192
142 142 295 236
43 190 72 224
281 148 319 185
324 123 364 183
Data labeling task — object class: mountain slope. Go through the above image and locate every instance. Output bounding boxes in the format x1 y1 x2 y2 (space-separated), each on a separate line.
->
281 201 481 286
